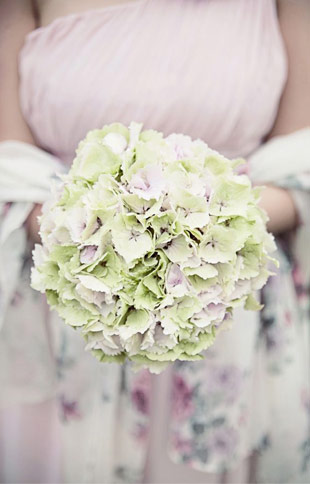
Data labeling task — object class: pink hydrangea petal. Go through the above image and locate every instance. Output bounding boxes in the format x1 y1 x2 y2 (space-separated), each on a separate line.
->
80 245 98 264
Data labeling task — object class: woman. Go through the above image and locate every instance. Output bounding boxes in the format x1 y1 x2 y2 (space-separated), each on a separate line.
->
0 0 309 482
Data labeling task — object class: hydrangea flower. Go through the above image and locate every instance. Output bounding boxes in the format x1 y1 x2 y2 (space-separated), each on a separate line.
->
31 122 276 373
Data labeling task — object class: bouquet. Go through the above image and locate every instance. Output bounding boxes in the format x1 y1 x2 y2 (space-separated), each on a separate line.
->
31 122 276 373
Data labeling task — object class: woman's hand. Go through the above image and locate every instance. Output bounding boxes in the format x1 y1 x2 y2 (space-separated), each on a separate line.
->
26 204 42 244
258 184 298 235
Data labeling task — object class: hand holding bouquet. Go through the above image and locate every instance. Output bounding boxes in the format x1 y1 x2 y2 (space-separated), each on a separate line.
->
31 123 276 372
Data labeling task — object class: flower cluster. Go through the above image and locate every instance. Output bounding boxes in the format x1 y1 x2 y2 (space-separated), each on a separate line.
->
31 123 276 373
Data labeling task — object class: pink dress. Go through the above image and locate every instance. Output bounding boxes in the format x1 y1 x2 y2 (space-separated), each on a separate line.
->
4 1 309 483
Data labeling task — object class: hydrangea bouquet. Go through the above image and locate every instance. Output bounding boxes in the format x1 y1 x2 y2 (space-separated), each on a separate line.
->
31 122 276 373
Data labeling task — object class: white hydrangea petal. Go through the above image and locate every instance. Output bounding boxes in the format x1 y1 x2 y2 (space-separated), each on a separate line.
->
166 264 191 298
78 275 111 293
102 132 128 154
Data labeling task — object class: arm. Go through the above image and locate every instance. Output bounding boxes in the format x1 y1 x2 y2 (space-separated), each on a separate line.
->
0 0 36 142
258 0 310 234
0 0 41 242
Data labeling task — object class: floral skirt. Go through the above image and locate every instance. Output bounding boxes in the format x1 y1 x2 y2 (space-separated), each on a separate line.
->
0 254 309 483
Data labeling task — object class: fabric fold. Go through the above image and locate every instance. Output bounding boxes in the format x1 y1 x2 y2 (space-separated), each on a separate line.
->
249 127 310 271
0 141 64 330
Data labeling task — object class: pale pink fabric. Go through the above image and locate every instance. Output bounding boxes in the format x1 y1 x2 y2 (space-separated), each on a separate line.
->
5 1 287 482
19 0 287 165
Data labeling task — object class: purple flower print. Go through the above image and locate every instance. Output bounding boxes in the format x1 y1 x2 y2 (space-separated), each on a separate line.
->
292 263 308 301
132 388 149 415
132 423 149 443
284 310 292 327
205 365 243 404
171 374 194 421
292 262 304 286
265 324 286 352
131 371 151 415
10 290 23 307
59 395 82 422
2 202 12 218
208 426 238 457
237 408 249 428
170 433 193 455
301 388 310 414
